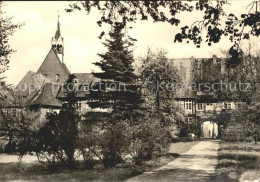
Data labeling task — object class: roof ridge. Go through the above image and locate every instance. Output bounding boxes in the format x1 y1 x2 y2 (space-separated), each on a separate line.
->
52 50 70 75
37 49 54 73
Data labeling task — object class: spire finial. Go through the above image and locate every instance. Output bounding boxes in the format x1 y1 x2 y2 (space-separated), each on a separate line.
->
54 10 61 40
57 9 60 19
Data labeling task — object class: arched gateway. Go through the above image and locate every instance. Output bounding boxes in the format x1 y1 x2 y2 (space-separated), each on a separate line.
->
201 121 218 139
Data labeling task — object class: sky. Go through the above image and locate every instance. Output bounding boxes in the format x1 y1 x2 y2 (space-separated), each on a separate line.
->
2 1 257 86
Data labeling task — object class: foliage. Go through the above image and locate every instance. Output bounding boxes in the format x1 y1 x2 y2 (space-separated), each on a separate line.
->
66 1 193 38
0 2 23 80
14 75 80 170
88 22 143 119
83 23 143 168
218 45 260 103
137 48 184 134
125 114 171 165
32 105 79 170
222 102 260 142
79 117 129 169
0 109 40 153
66 1 260 66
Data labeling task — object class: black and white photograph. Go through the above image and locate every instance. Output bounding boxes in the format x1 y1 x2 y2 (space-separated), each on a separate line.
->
0 0 260 181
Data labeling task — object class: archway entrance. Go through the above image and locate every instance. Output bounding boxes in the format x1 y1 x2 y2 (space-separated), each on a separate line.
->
201 121 218 139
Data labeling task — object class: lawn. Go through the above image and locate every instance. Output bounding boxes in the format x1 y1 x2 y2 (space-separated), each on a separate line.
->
213 141 260 182
0 141 197 182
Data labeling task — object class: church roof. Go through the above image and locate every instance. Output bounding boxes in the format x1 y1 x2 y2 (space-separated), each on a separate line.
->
14 71 53 98
26 83 62 108
37 49 70 83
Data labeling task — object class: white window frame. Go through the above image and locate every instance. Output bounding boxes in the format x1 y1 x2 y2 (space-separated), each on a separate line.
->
185 100 192 110
197 103 203 110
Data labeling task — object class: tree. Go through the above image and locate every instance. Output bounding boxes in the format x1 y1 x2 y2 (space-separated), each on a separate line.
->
84 22 143 168
137 48 184 136
125 114 170 165
88 22 143 117
217 42 260 103
66 1 260 65
0 109 41 153
0 2 23 80
15 75 80 170
222 102 260 143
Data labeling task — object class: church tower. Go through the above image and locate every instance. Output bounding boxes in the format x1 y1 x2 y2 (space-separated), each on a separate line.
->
51 15 64 63
36 15 70 83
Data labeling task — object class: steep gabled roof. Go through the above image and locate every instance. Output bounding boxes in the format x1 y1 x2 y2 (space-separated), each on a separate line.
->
72 73 100 84
37 49 70 83
26 83 62 108
14 71 52 98
57 73 100 99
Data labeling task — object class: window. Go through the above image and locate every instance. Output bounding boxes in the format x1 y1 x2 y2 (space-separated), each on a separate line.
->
185 117 193 123
82 84 89 91
73 79 79 83
55 74 60 82
197 103 203 110
76 101 82 110
224 103 232 110
48 107 53 112
185 100 192 110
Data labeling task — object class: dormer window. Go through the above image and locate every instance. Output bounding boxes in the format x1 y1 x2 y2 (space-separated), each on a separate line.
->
73 79 79 84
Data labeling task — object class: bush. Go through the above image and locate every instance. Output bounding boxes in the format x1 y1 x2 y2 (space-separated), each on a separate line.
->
222 103 260 142
79 114 129 169
126 116 171 165
16 103 80 170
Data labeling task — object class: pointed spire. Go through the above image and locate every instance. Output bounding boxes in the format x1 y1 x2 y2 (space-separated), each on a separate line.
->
54 13 61 40
51 12 64 63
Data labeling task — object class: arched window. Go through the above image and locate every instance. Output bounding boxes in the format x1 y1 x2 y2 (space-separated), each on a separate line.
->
57 44 62 52
56 74 60 82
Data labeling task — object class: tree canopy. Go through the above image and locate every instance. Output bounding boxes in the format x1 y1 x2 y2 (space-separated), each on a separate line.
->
66 0 260 66
0 2 23 80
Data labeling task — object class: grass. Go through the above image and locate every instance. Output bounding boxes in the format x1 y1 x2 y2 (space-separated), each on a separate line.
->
213 141 260 182
0 141 197 181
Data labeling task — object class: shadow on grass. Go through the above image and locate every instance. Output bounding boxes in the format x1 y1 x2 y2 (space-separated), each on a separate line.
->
132 168 218 182
214 142 260 182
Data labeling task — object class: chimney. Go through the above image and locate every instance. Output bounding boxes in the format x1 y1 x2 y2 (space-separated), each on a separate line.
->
213 55 217 64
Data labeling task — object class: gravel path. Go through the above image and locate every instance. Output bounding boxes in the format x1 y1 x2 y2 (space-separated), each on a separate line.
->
126 140 220 182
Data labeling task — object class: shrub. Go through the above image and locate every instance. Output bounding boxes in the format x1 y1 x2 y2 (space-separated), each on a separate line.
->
16 103 80 170
79 113 129 169
222 103 260 142
126 116 171 165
